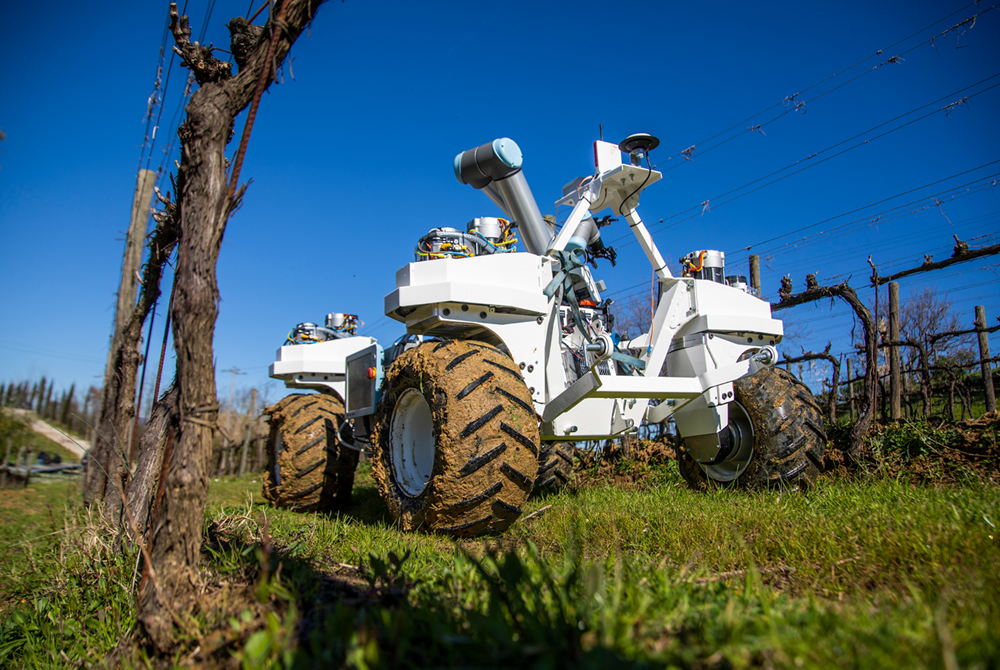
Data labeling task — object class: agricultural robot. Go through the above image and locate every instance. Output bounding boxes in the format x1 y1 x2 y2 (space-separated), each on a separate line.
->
265 134 826 536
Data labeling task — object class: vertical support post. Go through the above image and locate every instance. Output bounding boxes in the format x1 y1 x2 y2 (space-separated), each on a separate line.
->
1 438 11 487
976 305 996 413
105 170 157 384
749 254 761 297
829 360 839 424
889 282 901 421
847 358 856 421
15 446 26 488
239 389 257 475
222 367 246 434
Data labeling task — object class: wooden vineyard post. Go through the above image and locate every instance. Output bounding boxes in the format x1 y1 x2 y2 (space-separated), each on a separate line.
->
976 305 996 413
889 282 901 421
749 254 761 297
15 447 26 487
846 358 856 421
1 439 11 487
238 388 256 475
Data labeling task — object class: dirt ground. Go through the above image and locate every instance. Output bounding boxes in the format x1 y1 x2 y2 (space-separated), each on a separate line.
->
822 411 1000 484
575 411 1000 489
573 437 680 490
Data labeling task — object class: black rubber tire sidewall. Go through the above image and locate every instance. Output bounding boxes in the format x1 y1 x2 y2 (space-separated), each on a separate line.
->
262 393 358 512
535 442 575 491
678 367 826 491
371 340 540 537
734 366 826 490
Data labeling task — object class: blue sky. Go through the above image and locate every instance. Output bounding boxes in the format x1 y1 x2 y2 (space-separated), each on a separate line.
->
1 0 998 407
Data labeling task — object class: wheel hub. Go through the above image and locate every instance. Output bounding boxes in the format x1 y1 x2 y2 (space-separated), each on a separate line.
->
389 388 436 497
700 401 754 482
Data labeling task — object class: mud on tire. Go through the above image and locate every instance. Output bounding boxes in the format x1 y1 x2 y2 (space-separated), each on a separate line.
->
535 442 574 491
371 340 540 537
263 393 359 512
679 366 826 491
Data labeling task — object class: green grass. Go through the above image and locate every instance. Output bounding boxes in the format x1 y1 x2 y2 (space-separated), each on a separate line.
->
0 481 138 667
1 453 998 668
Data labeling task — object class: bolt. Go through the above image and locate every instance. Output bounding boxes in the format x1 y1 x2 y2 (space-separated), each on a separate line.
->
461 304 469 312
519 362 526 370
527 365 534 372
537 316 544 324
480 312 487 319
443 308 451 316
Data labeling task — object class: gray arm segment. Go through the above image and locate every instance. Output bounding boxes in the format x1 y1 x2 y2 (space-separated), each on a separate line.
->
454 138 553 256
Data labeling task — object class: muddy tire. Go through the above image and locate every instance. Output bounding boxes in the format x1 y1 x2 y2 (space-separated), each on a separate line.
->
263 393 359 512
679 366 826 491
535 442 574 490
371 340 540 537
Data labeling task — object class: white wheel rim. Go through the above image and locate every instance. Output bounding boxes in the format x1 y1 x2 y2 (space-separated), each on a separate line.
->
701 401 755 482
389 388 436 497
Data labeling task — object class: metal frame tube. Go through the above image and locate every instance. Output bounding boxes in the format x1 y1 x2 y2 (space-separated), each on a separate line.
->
481 182 510 216
623 207 672 280
495 170 552 255
547 194 594 253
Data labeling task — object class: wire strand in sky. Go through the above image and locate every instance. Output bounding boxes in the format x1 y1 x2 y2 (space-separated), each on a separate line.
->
729 162 1000 258
603 175 1000 302
651 3 997 170
611 75 1000 249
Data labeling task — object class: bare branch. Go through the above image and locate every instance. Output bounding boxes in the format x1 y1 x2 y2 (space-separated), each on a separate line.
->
772 281 877 455
169 3 233 85
873 238 1000 286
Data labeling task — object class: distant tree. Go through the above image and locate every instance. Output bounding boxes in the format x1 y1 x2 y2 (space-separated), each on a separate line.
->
34 376 46 414
60 383 75 427
899 286 975 375
610 292 652 340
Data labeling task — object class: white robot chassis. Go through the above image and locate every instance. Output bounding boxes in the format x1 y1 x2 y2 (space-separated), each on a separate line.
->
266 135 826 536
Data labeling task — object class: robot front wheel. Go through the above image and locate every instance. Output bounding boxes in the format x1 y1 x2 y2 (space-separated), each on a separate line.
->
370 339 541 538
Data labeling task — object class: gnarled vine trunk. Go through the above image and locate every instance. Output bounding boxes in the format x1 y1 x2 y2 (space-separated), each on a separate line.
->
137 0 327 651
774 281 877 457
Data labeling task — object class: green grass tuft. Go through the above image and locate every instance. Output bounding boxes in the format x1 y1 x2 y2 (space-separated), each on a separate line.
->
0 430 998 668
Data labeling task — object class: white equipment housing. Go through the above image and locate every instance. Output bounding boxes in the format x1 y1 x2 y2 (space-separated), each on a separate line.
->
270 336 378 401
271 134 785 465
383 137 783 450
